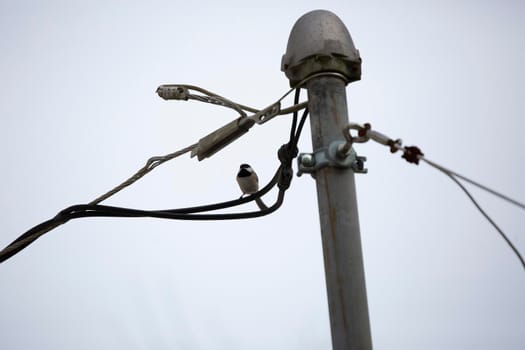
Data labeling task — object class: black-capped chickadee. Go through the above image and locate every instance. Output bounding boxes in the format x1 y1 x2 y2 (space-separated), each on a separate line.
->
236 164 259 195
236 164 268 210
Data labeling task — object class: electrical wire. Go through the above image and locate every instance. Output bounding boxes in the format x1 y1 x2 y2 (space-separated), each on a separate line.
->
178 84 260 114
0 92 310 264
289 88 300 144
159 72 341 127
346 123 525 270
94 81 312 206
0 189 287 264
283 71 348 107
0 161 285 264
278 101 308 116
420 157 525 211
435 166 525 270
292 107 309 151
376 141 525 211
403 150 525 270
157 84 258 117
90 143 197 205
1 73 323 264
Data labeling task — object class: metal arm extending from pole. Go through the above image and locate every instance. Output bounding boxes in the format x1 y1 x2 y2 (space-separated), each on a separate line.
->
282 10 372 350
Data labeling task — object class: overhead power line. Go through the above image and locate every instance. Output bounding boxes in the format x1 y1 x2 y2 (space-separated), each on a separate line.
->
421 157 525 211
440 169 525 269
2 71 345 265
343 122 525 270
1 77 523 273
0 84 310 264
89 144 197 205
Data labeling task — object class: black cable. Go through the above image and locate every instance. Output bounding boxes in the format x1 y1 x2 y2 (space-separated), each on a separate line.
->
10 164 280 241
0 220 61 263
161 165 281 214
1 191 286 265
0 168 284 264
289 88 300 144
66 107 306 222
292 107 309 150
0 105 308 264
65 191 285 221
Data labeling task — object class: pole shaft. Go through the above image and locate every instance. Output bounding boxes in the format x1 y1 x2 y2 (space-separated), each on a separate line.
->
307 76 372 350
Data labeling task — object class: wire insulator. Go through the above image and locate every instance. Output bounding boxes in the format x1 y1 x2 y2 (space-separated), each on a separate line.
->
402 146 424 165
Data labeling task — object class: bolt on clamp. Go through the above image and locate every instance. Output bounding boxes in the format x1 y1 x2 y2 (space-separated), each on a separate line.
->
297 140 367 177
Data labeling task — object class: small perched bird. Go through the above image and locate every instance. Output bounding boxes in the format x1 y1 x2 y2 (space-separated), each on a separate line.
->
236 163 267 210
236 163 259 195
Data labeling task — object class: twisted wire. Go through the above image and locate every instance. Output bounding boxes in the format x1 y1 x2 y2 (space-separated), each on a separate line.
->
89 143 197 205
441 169 525 270
349 123 525 270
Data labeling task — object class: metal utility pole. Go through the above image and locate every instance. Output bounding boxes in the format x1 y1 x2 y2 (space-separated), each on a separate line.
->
282 10 373 350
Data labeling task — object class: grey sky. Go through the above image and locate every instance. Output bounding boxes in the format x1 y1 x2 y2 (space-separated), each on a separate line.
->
1 1 524 349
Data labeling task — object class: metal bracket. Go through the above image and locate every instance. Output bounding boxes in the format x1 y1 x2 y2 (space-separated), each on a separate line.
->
297 140 367 177
156 85 189 100
249 102 281 124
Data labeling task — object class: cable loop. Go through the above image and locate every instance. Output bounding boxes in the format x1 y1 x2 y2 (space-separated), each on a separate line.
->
277 143 298 191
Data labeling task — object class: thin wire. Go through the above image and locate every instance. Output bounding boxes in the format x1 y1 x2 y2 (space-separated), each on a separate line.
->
1 79 320 264
158 84 259 117
360 129 525 270
181 84 259 114
0 106 303 263
252 71 346 124
439 168 525 270
1 163 284 263
289 88 300 144
397 146 525 270
385 142 525 211
166 72 345 126
285 71 347 100
420 157 525 211
89 143 196 205
278 101 308 116
188 93 247 117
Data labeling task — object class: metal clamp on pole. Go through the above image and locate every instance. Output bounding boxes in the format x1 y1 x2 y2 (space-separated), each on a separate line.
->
249 102 281 124
297 141 367 177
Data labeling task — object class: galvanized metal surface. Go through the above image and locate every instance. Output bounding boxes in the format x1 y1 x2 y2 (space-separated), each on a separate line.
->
281 10 361 86
191 116 255 160
283 9 372 350
307 76 373 350
296 140 367 177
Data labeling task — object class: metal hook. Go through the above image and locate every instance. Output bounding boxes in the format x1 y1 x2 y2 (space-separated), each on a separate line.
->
338 123 370 156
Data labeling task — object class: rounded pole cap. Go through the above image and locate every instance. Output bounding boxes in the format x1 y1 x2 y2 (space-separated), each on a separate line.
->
281 10 361 87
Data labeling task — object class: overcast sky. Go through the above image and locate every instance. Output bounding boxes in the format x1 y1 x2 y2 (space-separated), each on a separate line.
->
1 1 524 349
